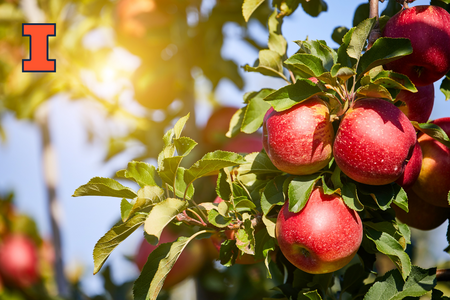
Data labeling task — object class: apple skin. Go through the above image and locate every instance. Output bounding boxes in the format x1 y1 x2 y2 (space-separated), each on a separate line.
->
0 234 39 288
333 98 417 185
202 106 238 147
397 84 435 124
276 188 363 274
263 97 334 175
134 228 205 289
222 135 263 154
392 188 450 231
383 5 450 86
395 141 422 188
411 117 450 207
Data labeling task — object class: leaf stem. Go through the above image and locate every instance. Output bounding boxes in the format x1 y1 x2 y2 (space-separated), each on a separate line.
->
186 208 207 226
289 69 297 84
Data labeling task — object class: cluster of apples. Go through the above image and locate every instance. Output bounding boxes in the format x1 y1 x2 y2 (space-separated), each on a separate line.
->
265 5 450 274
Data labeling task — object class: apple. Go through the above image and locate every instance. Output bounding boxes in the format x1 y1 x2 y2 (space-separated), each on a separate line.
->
134 227 205 289
202 106 238 147
392 189 450 231
263 97 334 175
222 135 263 155
0 234 39 288
333 98 417 185
395 141 422 188
276 187 363 274
411 117 450 207
396 84 435 124
383 5 450 86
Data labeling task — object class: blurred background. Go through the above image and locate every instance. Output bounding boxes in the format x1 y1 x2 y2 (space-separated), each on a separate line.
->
0 0 449 299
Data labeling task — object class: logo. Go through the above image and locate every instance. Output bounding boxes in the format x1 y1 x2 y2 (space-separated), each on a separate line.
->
22 23 56 72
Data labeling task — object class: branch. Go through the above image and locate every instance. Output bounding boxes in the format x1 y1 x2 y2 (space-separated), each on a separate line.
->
367 0 381 50
437 269 450 281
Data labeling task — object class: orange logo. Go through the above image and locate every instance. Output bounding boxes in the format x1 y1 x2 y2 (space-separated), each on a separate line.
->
22 23 56 72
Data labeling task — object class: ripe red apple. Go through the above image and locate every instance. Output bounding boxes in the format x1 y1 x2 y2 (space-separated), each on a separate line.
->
276 188 363 274
411 117 450 207
134 228 205 289
263 97 334 175
0 234 39 288
395 141 422 188
202 106 238 147
222 135 263 154
333 98 417 185
392 189 450 231
383 5 450 86
397 84 435 124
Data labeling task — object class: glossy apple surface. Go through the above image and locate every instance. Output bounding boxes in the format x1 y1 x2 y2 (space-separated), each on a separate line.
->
0 234 39 288
383 6 450 86
395 141 422 188
334 98 416 185
412 117 450 207
393 189 450 231
397 84 434 123
276 188 363 274
263 97 334 175
134 228 205 289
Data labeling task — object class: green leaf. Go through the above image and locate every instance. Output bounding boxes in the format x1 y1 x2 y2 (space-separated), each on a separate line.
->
332 26 349 45
365 227 411 280
116 161 159 188
173 137 197 156
358 184 397 210
158 156 183 188
411 122 450 149
295 39 337 71
243 49 288 81
392 185 408 212
330 63 356 81
342 263 369 295
285 53 326 78
236 218 255 255
341 182 364 211
121 199 133 221
235 198 257 212
73 177 137 199
133 232 208 300
262 214 277 238
337 27 356 68
261 176 286 215
226 107 246 138
216 168 233 201
347 17 376 63
219 239 239 266
242 0 265 22
264 79 323 111
288 175 320 213
440 76 450 101
173 113 190 139
321 176 340 196
268 9 287 56
185 150 246 185
122 186 165 221
331 165 343 189
301 0 327 17
302 290 322 300
371 71 417 93
166 167 194 200
356 84 392 101
241 89 273 134
353 3 369 27
93 213 146 274
143 198 188 245
238 151 281 176
208 209 233 228
358 38 413 77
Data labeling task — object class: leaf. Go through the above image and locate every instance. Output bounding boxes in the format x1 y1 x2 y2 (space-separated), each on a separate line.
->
238 151 281 175
241 89 273 133
243 49 288 81
337 27 356 68
332 26 349 45
440 76 450 101
262 214 277 238
358 184 397 211
347 17 376 63
116 161 158 188
242 0 265 22
330 63 356 81
302 290 322 300
208 209 233 228
301 0 327 17
166 167 194 200
365 227 411 280
226 107 246 138
133 232 208 300
122 186 165 221
143 198 188 245
356 84 392 101
268 9 287 56
295 39 337 71
173 137 197 156
264 79 323 111
371 71 417 93
121 199 133 221
261 176 286 215
392 185 408 212
236 219 255 255
216 168 233 201
93 213 146 274
73 177 137 199
341 182 364 211
185 150 246 184
285 53 326 78
411 122 450 149
288 175 320 213
358 38 413 77
158 156 183 188
342 263 369 295
173 113 190 139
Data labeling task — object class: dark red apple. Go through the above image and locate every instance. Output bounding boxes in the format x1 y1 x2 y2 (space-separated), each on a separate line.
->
263 97 334 175
333 98 417 185
222 135 263 154
134 228 205 289
276 188 363 274
411 117 450 207
0 234 39 288
202 106 238 147
397 84 435 123
383 6 450 86
395 141 422 188
392 189 450 231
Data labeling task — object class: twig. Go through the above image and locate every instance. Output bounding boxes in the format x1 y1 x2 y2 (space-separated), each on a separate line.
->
367 0 381 50
289 69 297 84
437 269 450 281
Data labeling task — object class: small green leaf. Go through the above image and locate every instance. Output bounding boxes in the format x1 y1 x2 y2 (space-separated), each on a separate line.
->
116 161 158 188
236 219 255 255
392 185 408 212
242 0 265 22
120 199 133 221
261 176 286 215
358 184 397 211
144 198 188 245
330 63 356 81
356 84 392 101
241 89 273 134
371 71 417 93
262 214 277 238
208 209 233 228
347 17 376 63
173 137 197 156
173 113 190 139
226 107 246 138
158 156 183 188
219 239 239 266
302 290 322 300
301 0 327 17
337 27 356 68
73 177 137 199
331 166 343 189
238 151 281 176
342 182 364 211
166 167 194 200
264 79 323 111
332 26 349 45
288 175 320 213
342 263 369 295
122 186 165 221
411 122 450 149
321 176 340 196
294 39 337 71
440 76 450 101
268 9 287 56
234 198 257 212
243 49 288 81
285 53 327 79
94 213 146 274
216 168 233 201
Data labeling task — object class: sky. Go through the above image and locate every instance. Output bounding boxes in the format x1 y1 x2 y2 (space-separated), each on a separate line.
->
0 0 448 296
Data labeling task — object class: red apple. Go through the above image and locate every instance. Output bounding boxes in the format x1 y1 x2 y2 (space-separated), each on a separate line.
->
395 141 422 188
202 106 238 147
222 135 263 154
276 188 363 274
333 98 417 185
411 117 450 207
134 228 205 289
392 189 450 231
0 234 39 288
397 84 435 123
383 6 450 86
263 97 334 175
